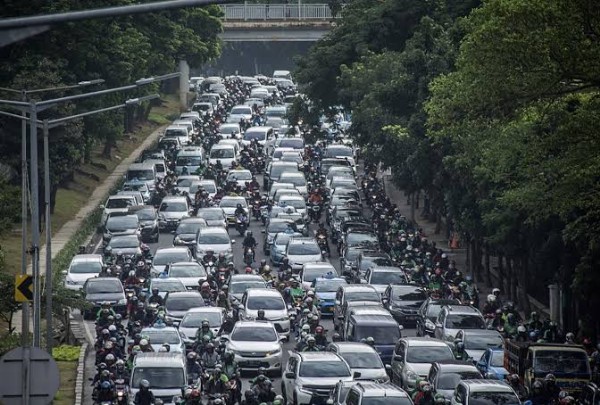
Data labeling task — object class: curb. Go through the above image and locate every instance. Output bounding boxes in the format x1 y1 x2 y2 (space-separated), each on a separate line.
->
75 342 88 405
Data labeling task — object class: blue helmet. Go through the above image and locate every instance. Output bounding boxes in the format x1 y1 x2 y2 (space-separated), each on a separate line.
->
101 381 111 390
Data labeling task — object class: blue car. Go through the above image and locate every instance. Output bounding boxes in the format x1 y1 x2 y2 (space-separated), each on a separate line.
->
269 231 302 265
311 275 347 316
476 347 509 380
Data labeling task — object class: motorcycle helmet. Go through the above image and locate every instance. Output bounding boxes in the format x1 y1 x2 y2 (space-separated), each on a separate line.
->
140 379 150 389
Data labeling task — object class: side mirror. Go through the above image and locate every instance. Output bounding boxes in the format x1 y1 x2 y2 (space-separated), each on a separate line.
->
99 204 105 209
285 371 296 379
261 230 266 233
335 300 341 305
61 270 67 275
398 325 404 331
220 335 230 342
435 323 442 328
352 371 362 379
393 354 403 362
385 364 392 372
171 230 176 234
231 239 236 244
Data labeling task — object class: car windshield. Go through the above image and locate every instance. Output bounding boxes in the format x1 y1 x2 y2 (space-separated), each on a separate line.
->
362 257 392 269
70 261 102 274
446 315 486 329
197 233 230 244
437 371 482 390
469 392 520 405
166 296 204 311
299 361 350 378
228 171 252 181
230 281 265 294
247 296 285 310
327 147 353 157
127 169 154 181
231 327 277 342
106 198 133 209
288 243 321 256
370 271 406 285
176 223 203 234
220 126 238 135
281 200 305 209
211 148 234 158
154 252 190 266
279 139 303 149
303 268 332 282
341 352 383 369
177 179 194 187
169 264 206 278
181 312 222 327
152 281 186 293
177 156 203 166
490 352 504 367
274 234 294 247
108 236 139 249
427 304 444 318
86 281 121 294
132 367 185 389
315 279 347 292
231 107 251 115
464 334 504 350
406 346 454 363
197 210 223 220
268 222 293 233
266 108 286 117
244 132 266 141
362 399 411 405
534 350 590 374
136 209 156 220
123 183 148 192
392 288 427 301
355 326 400 345
281 176 306 186
142 330 180 345
346 233 378 246
346 291 380 302
220 198 245 208
159 202 187 212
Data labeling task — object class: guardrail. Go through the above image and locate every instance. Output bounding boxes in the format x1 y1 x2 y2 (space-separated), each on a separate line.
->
220 4 339 21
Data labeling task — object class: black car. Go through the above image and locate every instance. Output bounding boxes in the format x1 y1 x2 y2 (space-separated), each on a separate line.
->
352 251 392 283
339 246 373 279
105 234 142 259
173 217 207 247
82 278 126 320
130 205 159 243
416 297 461 337
340 229 379 254
102 214 140 245
383 284 428 325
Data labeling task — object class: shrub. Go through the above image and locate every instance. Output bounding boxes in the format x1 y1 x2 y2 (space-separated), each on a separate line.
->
52 344 81 362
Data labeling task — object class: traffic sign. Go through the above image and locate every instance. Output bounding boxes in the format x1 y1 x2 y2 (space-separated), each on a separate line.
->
14 275 33 302
0 346 60 405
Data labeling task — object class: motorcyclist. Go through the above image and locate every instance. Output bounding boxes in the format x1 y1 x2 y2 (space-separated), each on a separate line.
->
302 336 320 352
234 203 246 218
205 365 229 395
202 249 217 266
503 313 518 339
256 309 267 321
543 374 561 403
482 294 499 315
413 382 435 405
217 313 236 336
200 343 220 370
199 281 213 302
454 341 470 361
242 230 257 254
96 380 116 403
242 389 260 405
332 332 342 342
507 374 527 401
216 290 231 311
257 259 269 275
314 326 328 347
248 175 260 191
133 379 155 405
196 319 215 342
186 351 202 381
526 311 544 332
148 287 164 306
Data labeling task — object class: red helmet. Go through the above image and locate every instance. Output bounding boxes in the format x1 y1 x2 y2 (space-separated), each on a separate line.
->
245 266 252 274
315 326 324 334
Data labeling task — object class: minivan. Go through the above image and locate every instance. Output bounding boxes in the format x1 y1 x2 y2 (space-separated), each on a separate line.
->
164 125 190 146
344 312 402 364
209 144 236 168
126 163 157 191
175 147 204 175
130 353 187 401
265 161 299 190
242 126 275 150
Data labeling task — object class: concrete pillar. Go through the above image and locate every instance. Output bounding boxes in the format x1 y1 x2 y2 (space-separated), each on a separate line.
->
548 283 560 325
179 59 190 110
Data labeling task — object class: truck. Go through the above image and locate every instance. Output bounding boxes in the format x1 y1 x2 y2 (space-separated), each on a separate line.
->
504 341 591 396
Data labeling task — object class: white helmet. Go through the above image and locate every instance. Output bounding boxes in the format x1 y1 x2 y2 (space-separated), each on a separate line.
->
487 294 496 303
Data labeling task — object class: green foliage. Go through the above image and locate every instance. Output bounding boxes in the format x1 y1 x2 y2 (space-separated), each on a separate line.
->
0 180 21 235
0 271 20 334
0 333 21 356
52 344 81 362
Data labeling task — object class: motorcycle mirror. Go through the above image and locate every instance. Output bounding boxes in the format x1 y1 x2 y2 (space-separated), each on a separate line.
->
231 239 236 244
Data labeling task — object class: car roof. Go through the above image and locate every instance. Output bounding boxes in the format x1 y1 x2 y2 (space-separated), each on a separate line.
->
288 237 317 244
433 360 481 371
87 277 121 284
160 196 188 203
370 267 403 273
402 337 450 347
133 352 185 367
245 288 282 297
299 351 342 362
71 254 103 262
184 307 225 315
155 247 190 254
169 261 202 267
199 226 228 234
330 342 379 353
442 305 481 315
231 274 265 282
165 291 202 298
460 380 513 393
235 320 277 329
353 382 409 398
341 285 379 293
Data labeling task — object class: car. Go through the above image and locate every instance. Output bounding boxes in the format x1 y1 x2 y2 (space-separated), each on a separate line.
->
278 171 308 196
63 254 104 290
228 274 268 305
100 194 137 225
272 188 302 203
328 342 389 382
579 382 600 405
175 175 201 195
164 291 205 322
300 262 337 290
189 179 217 199
226 169 253 189
218 123 242 139
475 348 509 380
268 182 296 199
238 288 290 339
263 218 295 254
451 380 521 405
278 195 307 217
140 325 186 353
362 267 407 294
82 278 127 319
219 196 248 226
167 262 207 290
122 180 152 204
382 284 428 325
339 246 369 279
270 231 303 265
178 307 226 345
228 104 253 122
129 353 187 402
175 148 204 175
209 143 237 168
343 382 412 405
285 237 323 272
195 226 234 261
454 329 505 362
116 188 145 206
320 157 352 176
390 337 456 390
129 205 159 243
147 277 186 299
416 298 461 337
326 166 354 187
428 360 483 401
192 101 214 115
329 380 360 405
311 275 348 316
265 161 299 190
281 352 356 405
433 305 486 343
158 196 191 232
164 124 191 146
342 309 402 364
195 207 226 228
223 320 284 376
276 137 304 150
341 230 379 254
151 247 192 275
333 285 381 333
105 234 141 258
275 211 307 236
172 217 208 247
242 126 275 150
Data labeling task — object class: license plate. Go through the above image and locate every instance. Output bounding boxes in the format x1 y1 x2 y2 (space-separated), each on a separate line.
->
245 361 261 367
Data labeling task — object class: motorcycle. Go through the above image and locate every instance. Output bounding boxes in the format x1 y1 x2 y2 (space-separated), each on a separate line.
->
243 247 255 266
114 378 129 405
235 214 248 236
316 233 330 257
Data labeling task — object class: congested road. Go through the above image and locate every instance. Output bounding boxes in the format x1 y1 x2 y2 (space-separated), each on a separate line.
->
81 169 419 401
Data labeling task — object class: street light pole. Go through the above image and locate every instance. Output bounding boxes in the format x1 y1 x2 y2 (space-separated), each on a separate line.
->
20 91 29 348
28 101 40 348
43 119 52 353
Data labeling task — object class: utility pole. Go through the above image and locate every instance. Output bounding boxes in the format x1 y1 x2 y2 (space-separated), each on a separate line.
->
29 101 41 348
20 91 29 348
43 119 52 353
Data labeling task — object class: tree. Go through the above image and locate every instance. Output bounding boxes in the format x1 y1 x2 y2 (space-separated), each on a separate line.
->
0 261 20 334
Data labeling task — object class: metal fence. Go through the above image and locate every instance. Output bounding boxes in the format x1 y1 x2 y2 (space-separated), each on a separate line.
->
220 4 338 20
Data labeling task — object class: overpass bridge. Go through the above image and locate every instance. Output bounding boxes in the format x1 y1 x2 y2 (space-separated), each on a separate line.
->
218 3 338 42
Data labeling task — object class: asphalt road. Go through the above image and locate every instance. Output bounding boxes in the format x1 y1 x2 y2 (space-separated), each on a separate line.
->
81 172 418 402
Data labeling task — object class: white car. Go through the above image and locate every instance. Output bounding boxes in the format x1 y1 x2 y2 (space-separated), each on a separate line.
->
238 288 291 339
209 144 236 168
218 123 242 139
167 261 207 290
451 380 521 405
196 207 227 228
158 196 191 231
195 226 234 261
278 172 307 196
63 254 104 290
175 175 201 195
300 262 337 290
219 196 249 226
328 342 390 382
278 195 307 217
100 195 137 225
285 237 323 272
224 321 284 375
282 352 356 405
226 169 253 188
140 326 186 353
151 247 192 275
179 307 226 345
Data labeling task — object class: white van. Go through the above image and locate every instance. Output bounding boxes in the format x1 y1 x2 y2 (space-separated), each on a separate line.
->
164 125 190 146
175 147 204 175
209 144 236 168
126 163 157 191
130 353 187 402
242 126 275 151
273 70 292 80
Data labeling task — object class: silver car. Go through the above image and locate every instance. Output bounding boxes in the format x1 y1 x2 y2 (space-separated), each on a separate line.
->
238 288 291 339
223 321 284 375
158 196 191 231
196 208 227 228
285 237 323 272
140 326 186 353
195 226 234 261
179 307 226 346
328 342 389 382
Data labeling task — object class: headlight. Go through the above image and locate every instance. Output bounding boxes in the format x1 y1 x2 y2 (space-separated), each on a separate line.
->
298 387 313 395
159 214 165 220
406 370 418 382
266 348 281 356
174 236 181 243
425 319 435 330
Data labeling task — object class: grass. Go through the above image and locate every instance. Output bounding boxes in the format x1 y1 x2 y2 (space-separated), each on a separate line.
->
0 93 181 276
54 361 77 405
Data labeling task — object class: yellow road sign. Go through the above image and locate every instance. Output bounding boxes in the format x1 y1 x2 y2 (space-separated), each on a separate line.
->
14 275 33 302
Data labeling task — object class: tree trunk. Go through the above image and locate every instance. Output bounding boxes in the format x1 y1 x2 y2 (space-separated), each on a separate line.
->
415 190 420 209
517 255 532 314
50 186 58 215
102 140 113 159
410 192 416 223
498 254 505 292
507 258 517 302
485 247 491 288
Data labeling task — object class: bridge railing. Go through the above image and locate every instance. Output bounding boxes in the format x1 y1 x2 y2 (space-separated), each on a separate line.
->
220 4 338 21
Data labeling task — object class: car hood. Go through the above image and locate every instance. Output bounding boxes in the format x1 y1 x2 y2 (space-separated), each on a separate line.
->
489 365 509 378
228 340 280 352
104 207 129 215
221 206 242 215
67 273 98 284
106 228 137 237
244 308 287 320
298 375 353 388
166 309 189 319
465 349 485 361
351 367 388 381
175 276 206 289
206 219 225 227
85 292 124 303
436 388 454 400
129 388 180 405
175 233 197 242
316 292 336 301
150 343 183 353
109 247 140 256
287 254 322 265
161 212 187 220
371 284 387 294
139 220 157 227
406 362 433 378
197 243 231 253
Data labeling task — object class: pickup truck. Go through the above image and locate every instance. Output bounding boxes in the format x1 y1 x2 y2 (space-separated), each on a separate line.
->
504 341 591 396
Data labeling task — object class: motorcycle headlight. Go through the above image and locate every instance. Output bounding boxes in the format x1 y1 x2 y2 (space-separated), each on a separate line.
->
425 319 435 330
